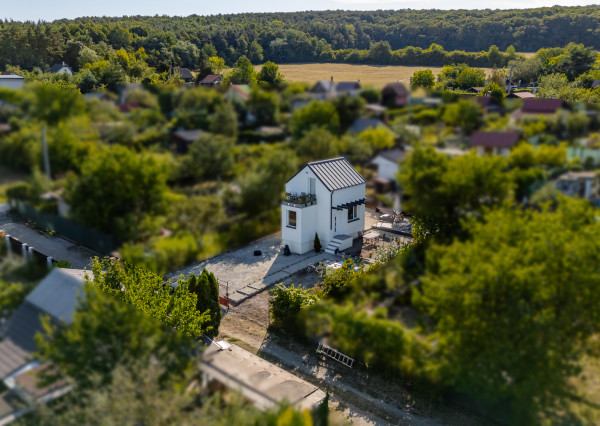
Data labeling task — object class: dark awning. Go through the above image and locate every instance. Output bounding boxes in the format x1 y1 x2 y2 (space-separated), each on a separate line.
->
332 198 366 211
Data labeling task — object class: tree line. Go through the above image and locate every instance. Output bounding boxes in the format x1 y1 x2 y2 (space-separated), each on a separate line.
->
3 6 600 70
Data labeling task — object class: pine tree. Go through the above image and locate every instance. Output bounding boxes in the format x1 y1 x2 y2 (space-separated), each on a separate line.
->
314 233 322 253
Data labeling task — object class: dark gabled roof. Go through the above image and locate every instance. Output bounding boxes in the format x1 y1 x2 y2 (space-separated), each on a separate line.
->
0 302 47 379
470 131 519 148
347 117 386 133
336 81 361 92
0 268 87 379
310 80 334 93
382 82 409 96
306 157 366 191
48 63 71 73
376 148 406 163
173 67 194 80
200 74 222 84
522 98 564 113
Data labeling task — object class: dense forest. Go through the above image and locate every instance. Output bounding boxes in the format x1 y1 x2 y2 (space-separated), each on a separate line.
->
3 6 600 70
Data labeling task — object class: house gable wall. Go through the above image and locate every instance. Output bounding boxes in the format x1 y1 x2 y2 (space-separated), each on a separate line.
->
372 156 399 181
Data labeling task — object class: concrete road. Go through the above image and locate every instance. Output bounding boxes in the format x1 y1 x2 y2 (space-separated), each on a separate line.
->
168 233 335 305
0 204 98 269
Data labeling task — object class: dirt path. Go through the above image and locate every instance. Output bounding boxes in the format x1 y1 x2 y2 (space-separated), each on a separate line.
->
218 278 487 426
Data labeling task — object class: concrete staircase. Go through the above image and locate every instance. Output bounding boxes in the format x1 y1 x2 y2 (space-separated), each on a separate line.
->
324 239 342 255
324 234 352 255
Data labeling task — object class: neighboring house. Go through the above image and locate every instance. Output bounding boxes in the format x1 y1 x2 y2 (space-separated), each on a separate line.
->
474 96 504 114
172 129 209 154
281 157 366 255
309 79 335 100
556 171 599 200
347 117 386 134
172 67 195 84
511 98 566 121
381 82 409 108
371 148 406 182
470 131 519 157
202 343 326 412
47 62 73 76
0 73 24 90
0 268 88 424
507 91 535 99
365 103 387 117
335 81 361 97
225 84 251 104
198 74 222 86
119 83 143 105
309 78 361 100
465 86 485 94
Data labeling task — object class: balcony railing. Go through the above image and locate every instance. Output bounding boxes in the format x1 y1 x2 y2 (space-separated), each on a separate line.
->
282 192 317 207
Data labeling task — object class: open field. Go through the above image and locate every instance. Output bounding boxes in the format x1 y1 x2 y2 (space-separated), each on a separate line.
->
258 63 493 88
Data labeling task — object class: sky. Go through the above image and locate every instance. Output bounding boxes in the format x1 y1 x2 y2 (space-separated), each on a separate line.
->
3 0 600 21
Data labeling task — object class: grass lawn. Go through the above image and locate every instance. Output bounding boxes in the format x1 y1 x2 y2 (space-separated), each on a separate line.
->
0 166 27 203
256 63 494 89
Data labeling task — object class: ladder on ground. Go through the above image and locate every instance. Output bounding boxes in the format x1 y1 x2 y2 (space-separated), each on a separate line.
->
316 342 355 368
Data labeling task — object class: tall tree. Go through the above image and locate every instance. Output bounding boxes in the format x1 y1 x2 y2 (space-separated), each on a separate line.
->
416 198 600 422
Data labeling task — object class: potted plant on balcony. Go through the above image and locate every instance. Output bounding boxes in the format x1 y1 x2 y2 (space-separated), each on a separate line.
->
314 233 321 253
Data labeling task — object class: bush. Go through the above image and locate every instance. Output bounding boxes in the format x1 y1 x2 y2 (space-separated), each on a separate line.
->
186 269 222 337
314 233 321 253
5 182 30 201
270 284 318 331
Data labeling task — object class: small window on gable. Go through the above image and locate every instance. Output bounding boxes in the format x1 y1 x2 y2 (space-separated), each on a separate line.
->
288 210 297 228
309 178 316 195
347 205 358 221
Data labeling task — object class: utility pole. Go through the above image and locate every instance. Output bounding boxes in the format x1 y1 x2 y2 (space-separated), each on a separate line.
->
41 125 51 179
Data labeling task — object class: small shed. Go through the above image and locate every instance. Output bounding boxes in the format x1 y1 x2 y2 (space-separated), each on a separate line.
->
470 131 519 157
199 74 222 86
382 82 409 108
201 344 326 412
172 67 195 84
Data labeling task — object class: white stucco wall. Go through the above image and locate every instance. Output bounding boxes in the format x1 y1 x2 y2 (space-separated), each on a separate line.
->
372 156 399 181
281 203 319 254
0 78 24 90
475 146 511 157
332 184 366 239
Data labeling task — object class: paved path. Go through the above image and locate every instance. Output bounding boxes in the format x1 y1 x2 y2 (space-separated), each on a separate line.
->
0 204 98 269
168 233 333 305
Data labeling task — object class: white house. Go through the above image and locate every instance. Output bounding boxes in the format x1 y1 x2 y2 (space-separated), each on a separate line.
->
371 148 406 182
556 171 599 200
48 62 73 76
281 157 366 255
0 73 24 90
